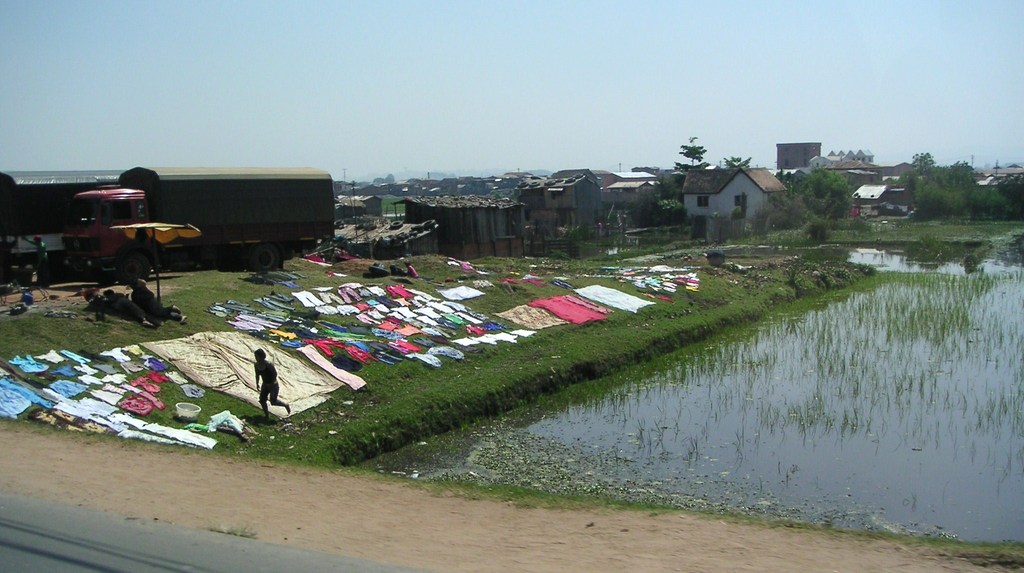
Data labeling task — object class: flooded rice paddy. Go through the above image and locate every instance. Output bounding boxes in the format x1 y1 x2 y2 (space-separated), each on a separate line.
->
369 255 1024 542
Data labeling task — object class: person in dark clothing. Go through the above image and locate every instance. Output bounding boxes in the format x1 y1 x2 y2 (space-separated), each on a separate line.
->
127 278 187 323
82 288 158 328
254 348 290 420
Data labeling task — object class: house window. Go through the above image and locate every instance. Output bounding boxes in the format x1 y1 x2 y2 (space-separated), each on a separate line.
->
734 195 743 207
697 196 709 207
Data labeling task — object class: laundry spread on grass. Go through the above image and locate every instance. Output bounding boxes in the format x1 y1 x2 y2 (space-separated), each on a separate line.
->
527 295 610 324
573 284 656 314
3 259 694 450
607 265 701 294
1 347 219 450
201 280 529 384
144 331 358 411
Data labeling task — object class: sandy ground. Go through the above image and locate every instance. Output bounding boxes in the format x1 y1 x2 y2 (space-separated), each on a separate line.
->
0 423 997 573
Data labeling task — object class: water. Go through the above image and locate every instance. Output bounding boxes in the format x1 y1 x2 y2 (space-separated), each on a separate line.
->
369 255 1024 542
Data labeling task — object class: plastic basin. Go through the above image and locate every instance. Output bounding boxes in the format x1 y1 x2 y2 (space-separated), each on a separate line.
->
175 402 201 422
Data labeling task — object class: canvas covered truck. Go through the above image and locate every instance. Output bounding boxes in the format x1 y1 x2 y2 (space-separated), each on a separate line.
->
0 170 121 284
62 167 335 283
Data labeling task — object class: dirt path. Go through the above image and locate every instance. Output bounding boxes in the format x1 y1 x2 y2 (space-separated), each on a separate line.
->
0 423 995 573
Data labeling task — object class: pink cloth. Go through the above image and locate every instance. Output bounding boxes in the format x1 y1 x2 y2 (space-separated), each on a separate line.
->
527 295 608 324
297 345 367 391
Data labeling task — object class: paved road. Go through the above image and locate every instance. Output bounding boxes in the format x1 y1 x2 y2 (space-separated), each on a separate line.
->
0 491 431 573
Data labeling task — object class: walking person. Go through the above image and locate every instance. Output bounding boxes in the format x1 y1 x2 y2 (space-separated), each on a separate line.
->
254 348 291 420
29 235 49 288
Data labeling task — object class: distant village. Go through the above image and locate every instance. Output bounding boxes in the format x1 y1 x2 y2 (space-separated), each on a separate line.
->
332 142 1024 260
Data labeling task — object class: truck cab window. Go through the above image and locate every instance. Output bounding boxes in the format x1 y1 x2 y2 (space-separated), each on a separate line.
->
135 201 147 219
67 200 98 225
110 200 132 221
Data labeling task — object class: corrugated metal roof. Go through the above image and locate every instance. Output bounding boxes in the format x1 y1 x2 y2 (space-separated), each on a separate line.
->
852 184 888 199
611 172 657 180
608 181 653 190
402 195 523 208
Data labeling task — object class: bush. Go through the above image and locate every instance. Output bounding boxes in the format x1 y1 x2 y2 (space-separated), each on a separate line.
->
806 219 830 242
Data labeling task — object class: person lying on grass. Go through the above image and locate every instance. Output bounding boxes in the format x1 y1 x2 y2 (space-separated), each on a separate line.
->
81 288 158 328
127 278 187 324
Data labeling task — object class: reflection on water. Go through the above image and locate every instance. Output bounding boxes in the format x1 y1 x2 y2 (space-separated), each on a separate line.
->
849 243 1024 275
372 268 1024 542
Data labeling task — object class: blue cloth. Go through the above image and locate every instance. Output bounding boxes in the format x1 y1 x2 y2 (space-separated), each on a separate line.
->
348 341 372 352
318 321 348 333
144 357 168 372
59 350 91 365
52 365 79 378
9 355 48 374
0 378 54 409
0 386 32 419
371 329 404 342
48 379 88 398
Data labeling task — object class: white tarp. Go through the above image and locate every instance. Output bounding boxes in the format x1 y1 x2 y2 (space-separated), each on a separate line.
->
574 284 655 314
143 331 359 417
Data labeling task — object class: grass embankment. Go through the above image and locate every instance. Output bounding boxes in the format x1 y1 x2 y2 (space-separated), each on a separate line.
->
1 254 870 467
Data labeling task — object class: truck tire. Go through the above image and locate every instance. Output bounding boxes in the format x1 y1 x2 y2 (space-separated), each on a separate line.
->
116 252 152 284
247 243 280 272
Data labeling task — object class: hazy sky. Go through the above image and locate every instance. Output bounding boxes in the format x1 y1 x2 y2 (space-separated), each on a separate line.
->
2 0 1021 181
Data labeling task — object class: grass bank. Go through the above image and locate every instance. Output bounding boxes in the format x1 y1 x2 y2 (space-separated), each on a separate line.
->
0 253 872 466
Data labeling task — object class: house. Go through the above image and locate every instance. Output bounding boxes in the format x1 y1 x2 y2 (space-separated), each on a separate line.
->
810 149 875 167
603 180 655 207
516 169 602 236
401 195 525 259
880 162 913 179
335 195 384 219
682 168 785 240
851 184 910 216
335 196 367 220
833 167 881 188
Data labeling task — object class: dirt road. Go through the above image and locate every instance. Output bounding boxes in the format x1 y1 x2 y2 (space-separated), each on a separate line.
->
0 423 996 573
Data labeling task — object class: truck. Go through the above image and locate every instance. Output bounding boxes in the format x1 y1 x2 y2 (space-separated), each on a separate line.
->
0 170 121 284
62 167 335 283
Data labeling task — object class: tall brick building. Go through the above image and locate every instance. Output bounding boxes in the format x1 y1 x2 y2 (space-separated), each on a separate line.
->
776 142 821 169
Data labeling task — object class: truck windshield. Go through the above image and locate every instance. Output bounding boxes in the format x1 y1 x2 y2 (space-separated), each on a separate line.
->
66 199 98 226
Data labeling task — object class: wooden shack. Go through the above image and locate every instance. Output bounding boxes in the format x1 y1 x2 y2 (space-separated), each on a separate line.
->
401 196 525 259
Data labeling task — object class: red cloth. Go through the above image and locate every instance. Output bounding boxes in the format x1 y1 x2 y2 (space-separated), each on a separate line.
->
130 376 161 394
527 295 608 324
119 395 154 416
345 345 376 364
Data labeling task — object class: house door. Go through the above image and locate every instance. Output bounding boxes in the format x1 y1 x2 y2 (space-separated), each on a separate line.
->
691 216 707 240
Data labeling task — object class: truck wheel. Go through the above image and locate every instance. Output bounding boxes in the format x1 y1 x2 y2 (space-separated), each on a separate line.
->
116 252 151 284
247 243 280 272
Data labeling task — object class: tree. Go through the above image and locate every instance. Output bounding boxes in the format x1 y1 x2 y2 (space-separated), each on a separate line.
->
723 156 751 169
675 137 709 171
797 169 851 220
912 152 936 176
630 175 687 227
998 174 1024 219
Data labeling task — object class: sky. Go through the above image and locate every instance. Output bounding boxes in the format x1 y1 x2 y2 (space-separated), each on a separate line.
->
2 0 1022 181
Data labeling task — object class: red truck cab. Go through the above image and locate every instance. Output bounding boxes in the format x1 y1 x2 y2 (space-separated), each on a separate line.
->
63 187 154 280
